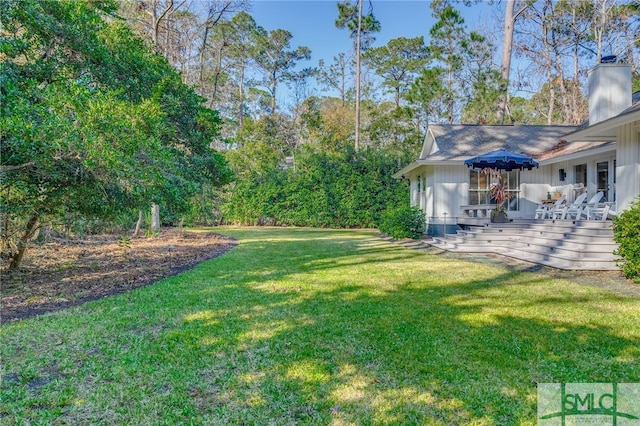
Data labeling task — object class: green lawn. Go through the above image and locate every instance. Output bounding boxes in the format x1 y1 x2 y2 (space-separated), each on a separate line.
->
2 228 639 425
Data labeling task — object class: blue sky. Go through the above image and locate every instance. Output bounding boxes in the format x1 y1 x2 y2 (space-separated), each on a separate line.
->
248 0 499 103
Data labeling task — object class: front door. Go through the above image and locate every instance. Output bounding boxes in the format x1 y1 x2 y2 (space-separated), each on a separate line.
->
597 161 609 202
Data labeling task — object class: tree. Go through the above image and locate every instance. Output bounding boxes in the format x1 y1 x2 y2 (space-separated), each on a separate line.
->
225 12 260 127
496 0 530 124
514 0 563 124
554 0 593 124
513 0 639 125
0 0 232 269
407 67 446 128
367 103 424 154
299 97 355 153
252 27 311 113
197 0 250 85
316 53 352 107
363 37 429 107
120 0 188 59
425 2 470 123
461 32 503 124
521 78 585 124
335 0 381 151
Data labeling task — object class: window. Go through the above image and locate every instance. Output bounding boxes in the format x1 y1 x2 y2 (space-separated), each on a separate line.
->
574 164 587 185
469 169 520 210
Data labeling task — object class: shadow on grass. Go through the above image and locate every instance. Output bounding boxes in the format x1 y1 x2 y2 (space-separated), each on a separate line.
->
171 229 640 424
1 228 639 424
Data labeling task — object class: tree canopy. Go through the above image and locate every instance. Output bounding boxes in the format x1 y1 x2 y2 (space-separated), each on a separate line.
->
2 0 639 269
0 0 232 268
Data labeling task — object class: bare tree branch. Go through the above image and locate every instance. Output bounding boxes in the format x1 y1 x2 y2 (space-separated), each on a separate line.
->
0 162 35 174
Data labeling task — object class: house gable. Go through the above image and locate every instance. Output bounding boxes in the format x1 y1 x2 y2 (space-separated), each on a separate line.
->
419 127 438 159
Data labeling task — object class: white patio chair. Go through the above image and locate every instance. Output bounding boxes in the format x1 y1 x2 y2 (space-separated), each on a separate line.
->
587 202 616 220
553 192 587 220
576 192 604 220
534 194 566 219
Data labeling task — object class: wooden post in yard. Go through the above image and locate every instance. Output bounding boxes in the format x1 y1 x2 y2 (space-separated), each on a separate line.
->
151 203 160 233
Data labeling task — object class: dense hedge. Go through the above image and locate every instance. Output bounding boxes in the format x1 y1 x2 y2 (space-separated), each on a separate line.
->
613 196 640 282
221 147 409 228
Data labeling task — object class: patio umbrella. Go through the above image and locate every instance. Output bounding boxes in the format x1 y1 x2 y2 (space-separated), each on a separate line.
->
464 148 539 171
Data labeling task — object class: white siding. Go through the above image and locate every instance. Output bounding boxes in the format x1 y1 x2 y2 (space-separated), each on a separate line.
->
588 64 632 125
519 167 555 217
617 120 640 212
424 168 435 219
410 177 419 207
404 132 635 226
432 165 468 224
408 166 435 225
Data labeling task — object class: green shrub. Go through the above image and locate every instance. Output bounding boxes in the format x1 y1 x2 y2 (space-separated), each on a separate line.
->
379 205 425 240
613 196 640 282
220 147 409 228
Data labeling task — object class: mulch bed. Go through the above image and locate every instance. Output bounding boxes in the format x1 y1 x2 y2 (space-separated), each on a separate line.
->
1 229 237 323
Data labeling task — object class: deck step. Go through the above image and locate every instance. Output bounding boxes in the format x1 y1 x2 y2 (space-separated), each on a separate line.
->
428 220 619 271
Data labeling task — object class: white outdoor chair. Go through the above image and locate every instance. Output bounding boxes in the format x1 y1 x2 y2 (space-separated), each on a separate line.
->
553 192 587 220
587 202 616 220
576 192 604 220
535 194 566 219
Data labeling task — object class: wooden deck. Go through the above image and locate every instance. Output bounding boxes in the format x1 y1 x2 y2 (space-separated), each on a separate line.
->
429 218 619 271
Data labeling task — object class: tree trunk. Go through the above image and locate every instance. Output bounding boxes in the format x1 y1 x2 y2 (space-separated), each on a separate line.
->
270 71 277 113
447 65 454 124
497 0 515 124
8 212 39 270
199 23 211 85
237 61 246 126
152 0 174 52
594 0 607 62
210 44 225 100
340 54 347 108
132 210 143 237
354 0 363 152
497 0 529 124
541 0 555 125
570 5 582 124
550 16 570 124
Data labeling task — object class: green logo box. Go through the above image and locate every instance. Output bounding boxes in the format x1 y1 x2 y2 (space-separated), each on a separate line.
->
538 383 640 425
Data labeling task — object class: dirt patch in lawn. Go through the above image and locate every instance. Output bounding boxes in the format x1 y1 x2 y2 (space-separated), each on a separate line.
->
1 229 237 323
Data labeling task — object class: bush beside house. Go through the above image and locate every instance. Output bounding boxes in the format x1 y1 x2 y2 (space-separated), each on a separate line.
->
613 196 640 282
379 205 426 240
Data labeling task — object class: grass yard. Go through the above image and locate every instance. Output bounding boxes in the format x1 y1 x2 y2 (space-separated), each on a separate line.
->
1 228 639 425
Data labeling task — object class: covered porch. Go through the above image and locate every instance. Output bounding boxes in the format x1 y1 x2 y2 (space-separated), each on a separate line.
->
408 143 617 236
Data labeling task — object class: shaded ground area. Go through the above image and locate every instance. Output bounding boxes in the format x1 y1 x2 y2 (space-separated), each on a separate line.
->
1 229 237 323
3 230 637 324
389 236 640 298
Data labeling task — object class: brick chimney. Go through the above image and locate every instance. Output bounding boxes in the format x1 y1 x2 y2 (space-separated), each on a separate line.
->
587 61 632 125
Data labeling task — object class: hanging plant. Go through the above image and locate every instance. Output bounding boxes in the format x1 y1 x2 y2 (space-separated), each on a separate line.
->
481 168 508 218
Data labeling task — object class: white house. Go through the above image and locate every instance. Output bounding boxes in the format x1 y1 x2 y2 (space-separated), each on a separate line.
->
394 62 640 236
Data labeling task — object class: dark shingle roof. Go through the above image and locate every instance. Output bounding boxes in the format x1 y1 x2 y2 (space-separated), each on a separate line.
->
423 124 580 161
623 91 640 114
